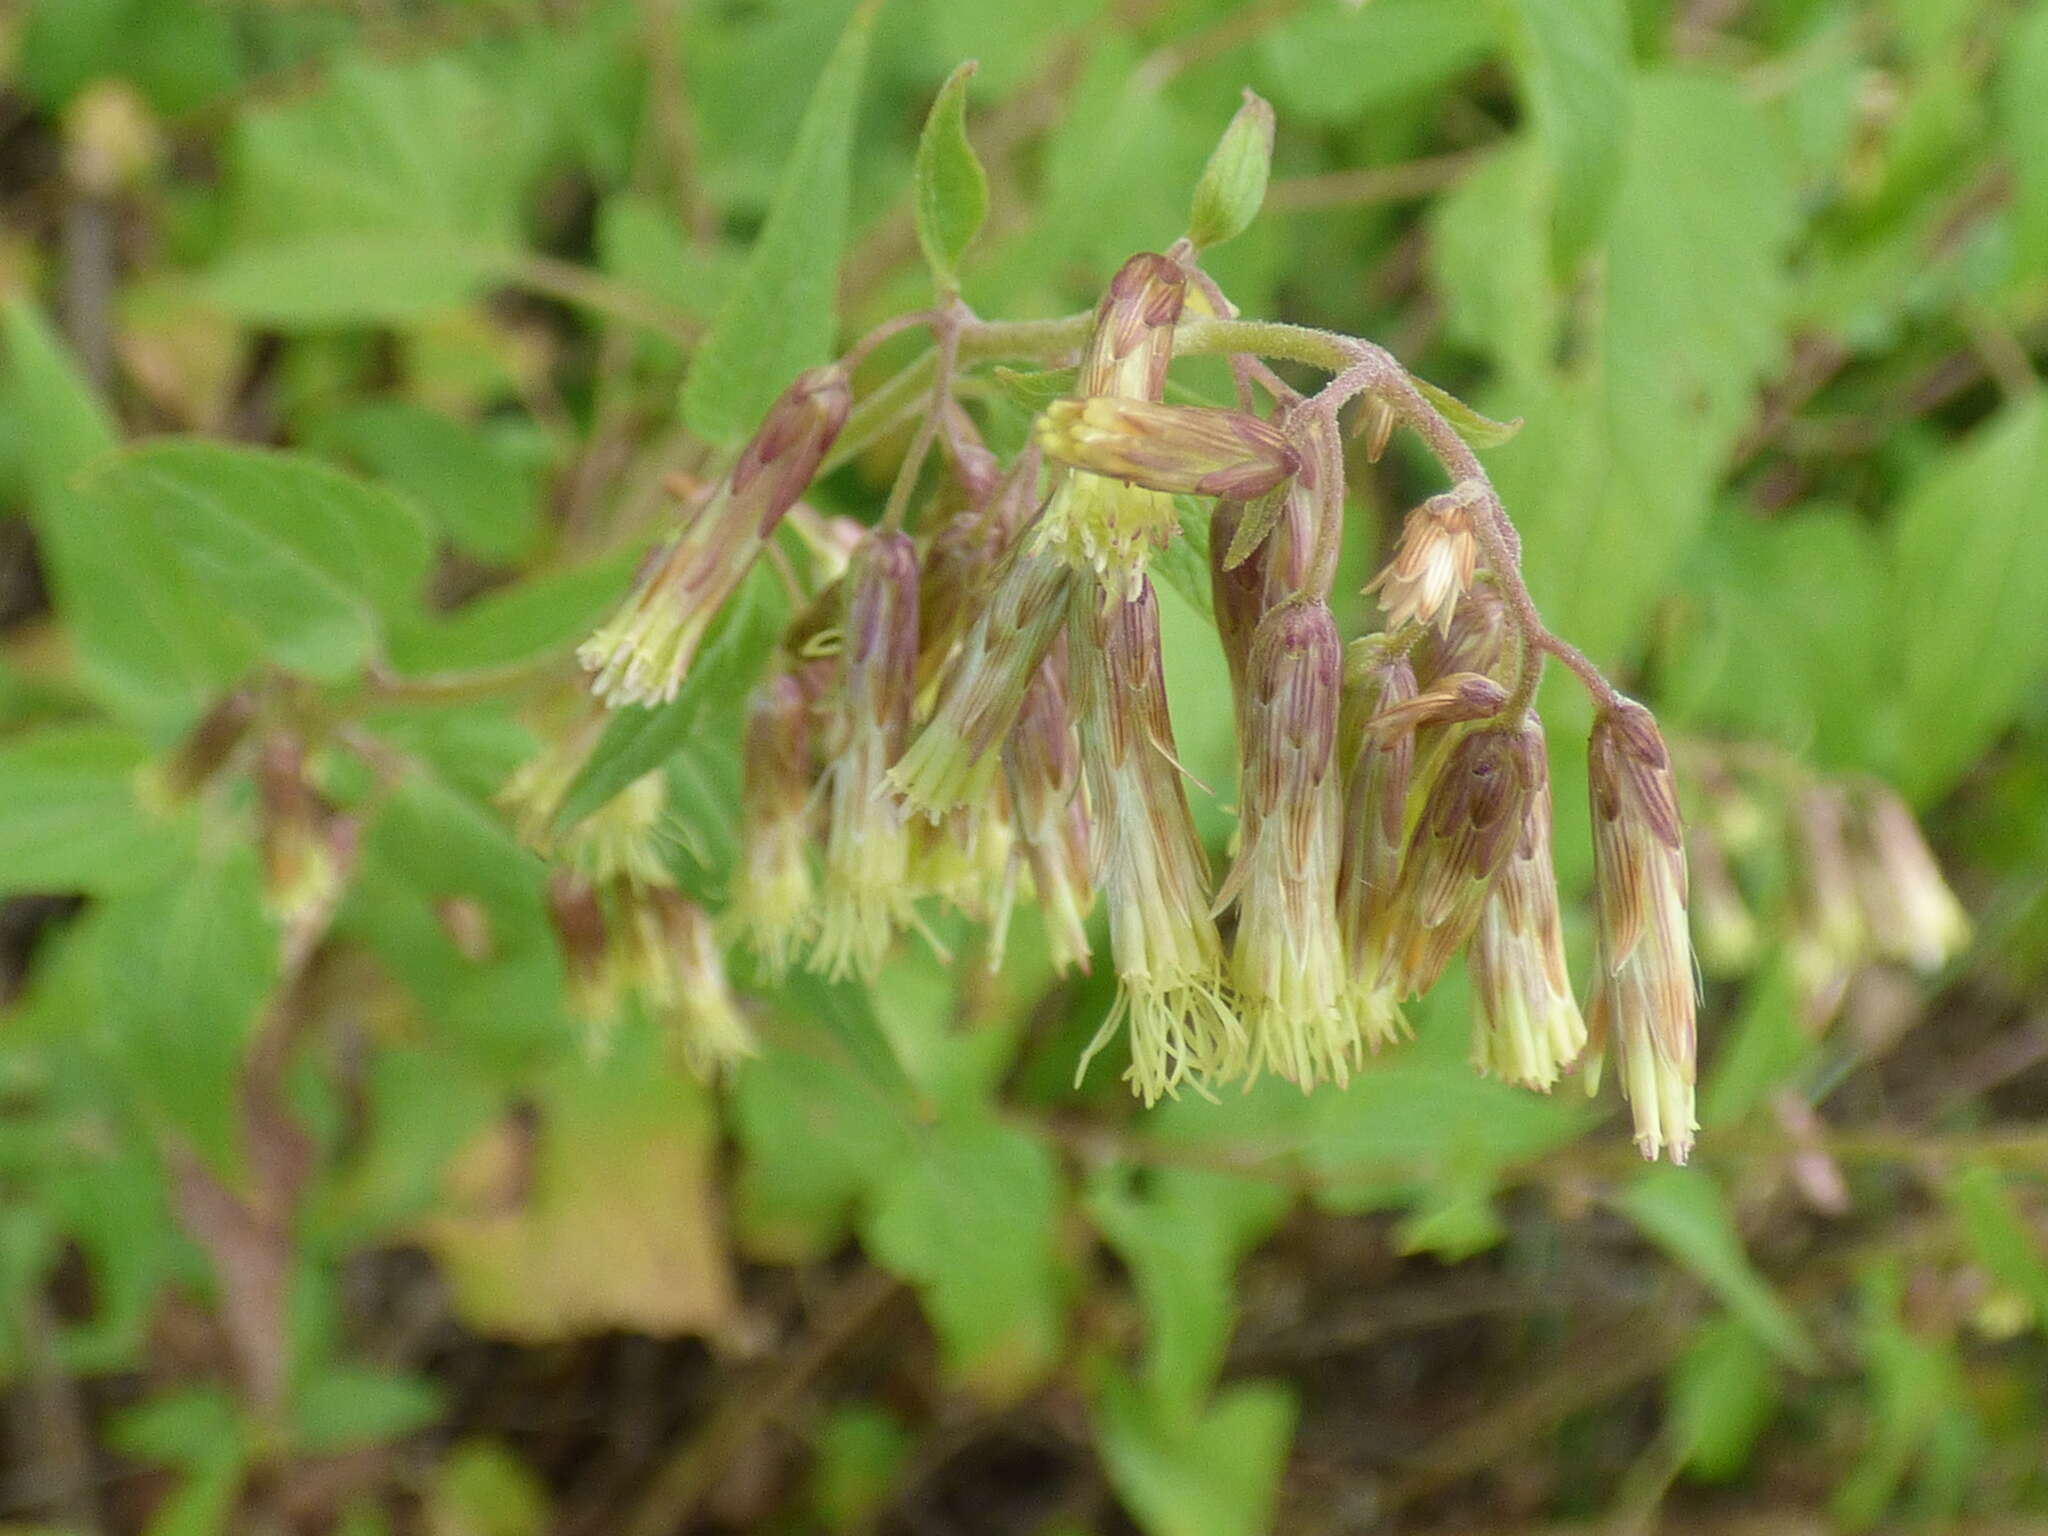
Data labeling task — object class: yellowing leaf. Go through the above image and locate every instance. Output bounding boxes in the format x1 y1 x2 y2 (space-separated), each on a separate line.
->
420 1055 737 1341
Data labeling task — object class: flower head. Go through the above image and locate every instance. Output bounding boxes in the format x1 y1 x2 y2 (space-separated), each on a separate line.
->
1411 579 1509 686
1069 580 1240 1102
1849 784 1969 974
1003 648 1096 976
1788 785 1864 1031
1365 482 1484 635
1030 255 1189 597
1689 819 1760 978
641 889 757 1079
1375 721 1542 999
1218 598 1385 1085
1469 745 1585 1090
889 544 1073 819
1337 641 1416 980
811 531 922 982
579 366 850 707
1036 398 1298 500
915 448 1042 700
1076 252 1186 398
1584 701 1696 1163
730 664 827 976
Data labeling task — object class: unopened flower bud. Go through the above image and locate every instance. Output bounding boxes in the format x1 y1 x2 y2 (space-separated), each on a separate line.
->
644 890 757 1078
1469 754 1586 1090
1210 493 1282 736
1789 785 1864 1031
1187 89 1275 252
546 872 613 1025
1359 671 1508 738
812 532 922 981
731 664 826 976
1689 821 1760 977
1036 398 1298 501
1076 252 1185 399
1848 785 1969 974
64 80 163 196
1003 651 1095 976
1354 391 1397 464
1218 599 1383 1085
1365 482 1484 635
1033 257 1189 597
1070 581 1240 1102
890 544 1072 818
1411 580 1510 687
579 366 850 707
940 398 1003 501
144 689 257 806
915 447 1042 698
1375 721 1542 999
1338 645 1417 982
1584 701 1697 1164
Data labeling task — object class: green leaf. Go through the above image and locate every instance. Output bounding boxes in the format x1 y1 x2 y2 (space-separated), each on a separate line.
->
1946 1165 2048 1324
3 298 248 734
18 0 238 115
1255 0 1495 124
1616 1166 1818 1369
1699 954 1815 1130
863 1111 1066 1395
1495 0 1633 269
1892 394 2048 803
1 297 115 500
913 60 990 293
681 1 877 443
292 1366 441 1455
598 193 737 331
229 54 539 249
1428 140 1558 382
75 441 431 682
1412 376 1524 449
1151 499 1216 630
385 552 639 678
1493 73 1795 665
1086 1165 1288 1415
311 401 542 563
202 235 516 327
0 726 190 896
1831 1264 1968 1530
1187 89 1276 252
1303 1059 1590 1187
1671 1317 1780 1482
2002 4 2048 279
99 846 280 1177
1094 1367 1296 1536
1665 507 1889 770
731 1047 915 1261
810 1404 914 1531
427 1441 550 1536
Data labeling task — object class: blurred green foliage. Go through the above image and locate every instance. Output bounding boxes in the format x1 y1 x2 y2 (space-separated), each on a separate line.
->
1 0 2047 1531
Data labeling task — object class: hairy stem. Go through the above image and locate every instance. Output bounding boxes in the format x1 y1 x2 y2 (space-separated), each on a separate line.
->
827 305 1627 719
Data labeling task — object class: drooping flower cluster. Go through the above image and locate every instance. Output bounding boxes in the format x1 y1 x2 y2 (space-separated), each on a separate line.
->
1685 755 1970 1035
500 725 756 1076
550 245 1967 1160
